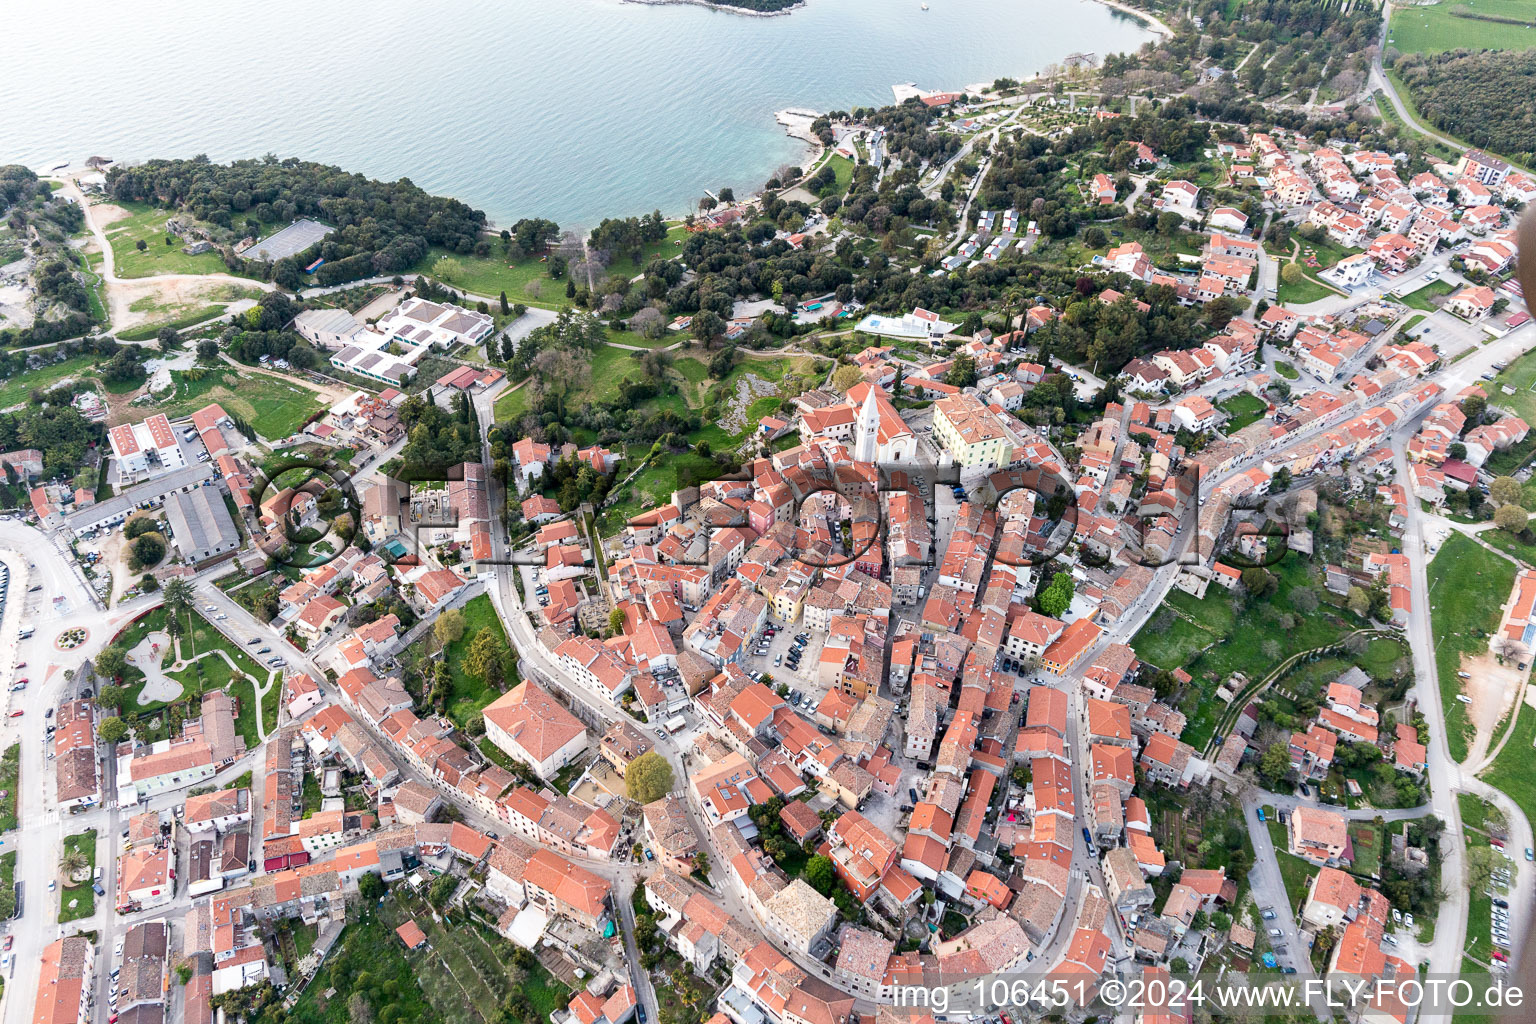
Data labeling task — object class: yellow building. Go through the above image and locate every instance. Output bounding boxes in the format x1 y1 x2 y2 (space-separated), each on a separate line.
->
933 394 1012 469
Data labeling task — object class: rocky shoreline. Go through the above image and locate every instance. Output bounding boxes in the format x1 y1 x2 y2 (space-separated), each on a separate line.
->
620 0 806 17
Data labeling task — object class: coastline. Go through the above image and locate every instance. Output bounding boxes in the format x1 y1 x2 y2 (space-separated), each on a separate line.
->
1089 0 1173 37
620 0 806 16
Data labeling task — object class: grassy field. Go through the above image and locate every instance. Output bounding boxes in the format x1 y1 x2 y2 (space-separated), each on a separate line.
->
1277 235 1357 304
1349 821 1382 877
0 353 104 409
1479 521 1536 565
146 367 324 440
441 594 517 729
417 224 688 309
1460 792 1501 836
1388 0 1536 55
1220 392 1267 434
1274 361 1299 380
1400 278 1455 312
1456 791 1506 968
0 852 14 920
103 201 234 278
58 829 97 923
1428 533 1518 762
0 744 17 832
827 154 855 195
1490 345 1536 426
1132 554 1370 749
1277 272 1338 305
123 608 275 733
116 305 226 342
1480 701 1536 841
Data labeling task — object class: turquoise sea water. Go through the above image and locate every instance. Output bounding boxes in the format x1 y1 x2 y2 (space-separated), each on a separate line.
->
2 0 1153 228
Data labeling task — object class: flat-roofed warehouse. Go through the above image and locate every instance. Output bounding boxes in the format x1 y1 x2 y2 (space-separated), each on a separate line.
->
165 487 242 566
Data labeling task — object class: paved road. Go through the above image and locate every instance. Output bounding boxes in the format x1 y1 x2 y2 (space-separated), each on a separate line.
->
0 521 162 1024
1239 795 1322 1013
1369 6 1462 154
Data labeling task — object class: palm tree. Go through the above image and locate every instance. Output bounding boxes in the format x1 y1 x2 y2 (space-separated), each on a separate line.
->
61 849 88 883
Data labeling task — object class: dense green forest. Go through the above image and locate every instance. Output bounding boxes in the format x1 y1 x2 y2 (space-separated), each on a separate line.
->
105 156 487 289
1 164 101 347
703 0 801 10
1105 0 1381 104
1390 48 1536 168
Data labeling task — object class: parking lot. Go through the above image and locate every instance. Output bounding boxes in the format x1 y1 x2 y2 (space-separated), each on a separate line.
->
743 622 825 697
1419 308 1490 363
200 602 290 671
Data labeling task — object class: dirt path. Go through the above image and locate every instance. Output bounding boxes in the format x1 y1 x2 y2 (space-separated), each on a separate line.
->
1461 651 1525 768
216 353 352 407
56 176 276 331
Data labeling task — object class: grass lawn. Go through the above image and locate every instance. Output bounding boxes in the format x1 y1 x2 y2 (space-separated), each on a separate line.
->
1490 344 1536 426
1427 533 1517 762
1219 392 1267 434
493 383 532 422
827 154 855 195
126 608 274 732
619 449 716 510
1277 273 1339 305
417 224 687 310
1460 806 1499 966
1480 701 1536 839
1388 0 1536 55
1459 792 1503 837
261 677 281 735
0 352 103 409
58 829 97 923
673 356 709 384
0 744 18 832
478 736 518 771
147 367 325 440
1399 278 1455 311
1349 821 1381 877
1132 553 1369 749
442 593 517 729
1479 524 1536 566
0 851 14 920
116 305 226 342
103 200 235 279
1274 361 1299 380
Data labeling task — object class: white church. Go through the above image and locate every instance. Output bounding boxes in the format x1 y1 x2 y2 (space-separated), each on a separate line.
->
798 382 917 463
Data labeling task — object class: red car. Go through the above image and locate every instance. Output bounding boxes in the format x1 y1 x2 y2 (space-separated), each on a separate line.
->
12 679 25 686
7 711 21 718
2 936 11 950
